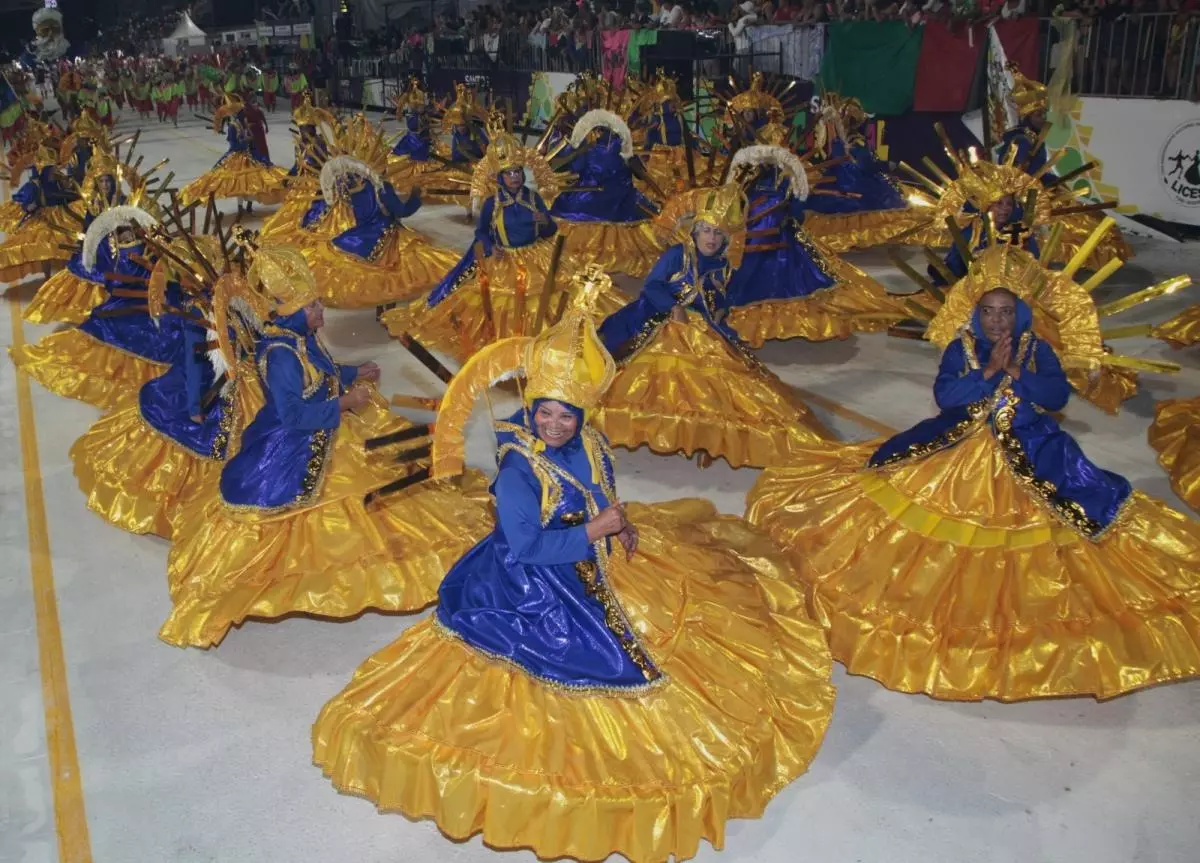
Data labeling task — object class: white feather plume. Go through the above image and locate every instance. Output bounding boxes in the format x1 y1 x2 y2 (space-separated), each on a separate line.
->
203 306 233 392
320 155 382 205
570 109 633 160
82 205 158 272
729 145 810 201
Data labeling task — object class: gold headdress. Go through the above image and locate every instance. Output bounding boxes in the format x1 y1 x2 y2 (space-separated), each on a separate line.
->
212 93 244 133
470 111 564 214
1009 64 1048 118
32 144 58 170
728 72 784 115
245 242 319 317
292 92 335 128
487 111 525 173
440 82 487 131
394 77 429 114
756 107 791 147
654 182 748 265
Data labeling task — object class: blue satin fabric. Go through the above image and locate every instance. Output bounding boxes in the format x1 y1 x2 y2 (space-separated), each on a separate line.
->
869 298 1131 532
14 167 79 219
437 408 652 690
804 139 906 215
550 131 656 223
216 116 274 167
220 312 358 510
726 169 837 308
600 242 742 355
640 104 684 147
391 112 431 159
67 141 92 184
330 180 420 260
300 198 328 229
935 217 1041 286
138 314 232 459
999 121 1054 186
450 125 488 163
78 244 182 364
288 129 328 177
427 185 557 307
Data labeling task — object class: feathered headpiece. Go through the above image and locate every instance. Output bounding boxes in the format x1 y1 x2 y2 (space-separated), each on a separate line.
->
319 154 382 206
569 109 634 160
730 145 809 201
292 92 335 129
81 205 158 271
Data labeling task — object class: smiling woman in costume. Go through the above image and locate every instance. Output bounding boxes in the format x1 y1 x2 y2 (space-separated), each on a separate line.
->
313 266 835 863
746 245 1200 701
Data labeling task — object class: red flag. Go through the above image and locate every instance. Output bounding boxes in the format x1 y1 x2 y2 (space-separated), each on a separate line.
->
913 22 984 112
993 18 1041 80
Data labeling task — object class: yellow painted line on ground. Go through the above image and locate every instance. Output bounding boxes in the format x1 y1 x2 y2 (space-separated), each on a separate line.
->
9 293 94 863
794 386 899 437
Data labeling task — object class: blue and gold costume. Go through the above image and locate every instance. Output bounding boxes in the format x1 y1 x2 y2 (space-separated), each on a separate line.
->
180 94 286 206
594 185 831 467
722 144 904 346
313 268 835 863
747 271 1200 701
160 255 492 649
550 110 665 277
10 206 177 410
260 96 336 244
0 147 79 283
382 121 619 361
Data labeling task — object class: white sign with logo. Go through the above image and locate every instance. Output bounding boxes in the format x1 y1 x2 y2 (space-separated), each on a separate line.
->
1160 120 1200 210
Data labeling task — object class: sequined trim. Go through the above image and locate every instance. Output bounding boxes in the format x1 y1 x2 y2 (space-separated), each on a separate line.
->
431 616 668 697
612 310 668 364
870 398 990 470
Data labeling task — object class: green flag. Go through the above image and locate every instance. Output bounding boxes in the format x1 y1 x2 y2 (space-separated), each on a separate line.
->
819 22 924 115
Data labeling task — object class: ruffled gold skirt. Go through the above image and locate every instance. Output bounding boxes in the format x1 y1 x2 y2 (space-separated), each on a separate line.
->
313 498 836 863
802 208 948 253
0 199 25 233
382 240 619 363
301 229 459 309
746 429 1200 701
259 193 356 250
0 214 73 283
23 270 107 325
1154 304 1200 349
1067 366 1139 415
385 156 467 204
179 152 288 205
160 399 494 649
593 315 832 468
557 219 665 278
1149 396 1200 514
728 240 907 346
9 329 168 410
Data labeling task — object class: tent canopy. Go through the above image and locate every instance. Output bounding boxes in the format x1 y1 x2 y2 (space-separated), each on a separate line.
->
167 12 207 40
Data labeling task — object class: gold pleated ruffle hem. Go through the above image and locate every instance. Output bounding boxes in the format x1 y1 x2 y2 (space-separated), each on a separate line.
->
312 498 836 863
0 215 74 283
557 219 666 278
381 240 619 363
70 403 224 539
728 242 906 347
301 229 459 308
179 152 288 205
802 208 948 253
592 315 832 468
1153 304 1200 349
23 269 107 325
9 328 169 410
160 399 495 649
746 429 1200 701
1149 396 1200 514
260 196 356 250
0 199 26 233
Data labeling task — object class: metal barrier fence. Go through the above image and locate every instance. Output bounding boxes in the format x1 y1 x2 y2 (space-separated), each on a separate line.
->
335 14 1200 108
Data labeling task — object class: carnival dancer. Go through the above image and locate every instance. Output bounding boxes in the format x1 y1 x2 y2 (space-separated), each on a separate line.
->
180 93 286 213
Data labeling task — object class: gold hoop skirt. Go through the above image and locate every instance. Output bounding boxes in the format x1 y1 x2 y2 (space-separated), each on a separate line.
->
23 269 108 325
301 228 459 309
592 314 832 468
0 212 74 283
313 498 835 863
9 329 169 410
381 240 621 363
802 207 947 252
727 239 907 346
556 219 666 278
1149 396 1200 514
746 429 1200 701
179 151 288 206
160 399 494 649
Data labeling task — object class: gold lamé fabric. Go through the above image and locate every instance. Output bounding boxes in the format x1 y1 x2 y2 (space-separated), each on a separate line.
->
638 145 691 199
1054 212 1132 269
68 377 263 539
558 219 666 279
385 156 468 205
9 329 168 410
313 499 835 863
1149 396 1200 514
1067 366 1138 415
728 241 906 347
0 199 26 233
23 269 108 325
179 152 288 206
161 397 494 649
0 211 76 283
592 314 832 468
381 240 618 363
802 208 948 253
300 229 458 309
1154 304 1200 349
745 428 1200 701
